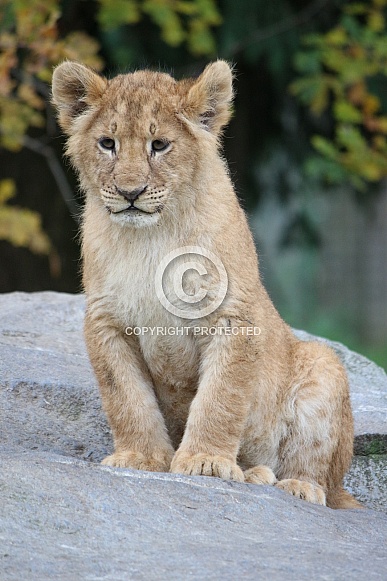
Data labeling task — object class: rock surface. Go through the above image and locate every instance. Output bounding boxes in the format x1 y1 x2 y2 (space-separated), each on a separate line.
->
1 292 387 580
2 449 387 581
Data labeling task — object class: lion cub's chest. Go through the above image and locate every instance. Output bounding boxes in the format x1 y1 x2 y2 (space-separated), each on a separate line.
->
103 243 200 401
140 331 200 444
140 331 199 393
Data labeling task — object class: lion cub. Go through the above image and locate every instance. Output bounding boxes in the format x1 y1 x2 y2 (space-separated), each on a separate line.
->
52 60 361 508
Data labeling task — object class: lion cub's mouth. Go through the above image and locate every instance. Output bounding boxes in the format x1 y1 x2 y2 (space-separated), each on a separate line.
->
109 206 154 215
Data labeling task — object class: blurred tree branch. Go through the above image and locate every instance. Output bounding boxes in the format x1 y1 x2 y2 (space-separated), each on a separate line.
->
22 136 80 220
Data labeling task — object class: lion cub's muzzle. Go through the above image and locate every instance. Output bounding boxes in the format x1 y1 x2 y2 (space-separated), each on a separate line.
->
116 185 147 205
100 183 168 224
114 185 149 214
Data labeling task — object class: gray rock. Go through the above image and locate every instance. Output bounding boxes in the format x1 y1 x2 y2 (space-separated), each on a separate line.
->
344 455 387 512
1 292 387 579
1 449 387 581
0 292 111 463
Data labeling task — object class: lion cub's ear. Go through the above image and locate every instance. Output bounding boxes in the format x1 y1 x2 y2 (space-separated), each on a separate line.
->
52 61 107 133
183 60 234 135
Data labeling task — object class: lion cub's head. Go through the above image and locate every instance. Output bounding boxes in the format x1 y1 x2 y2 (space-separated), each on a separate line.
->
52 61 233 227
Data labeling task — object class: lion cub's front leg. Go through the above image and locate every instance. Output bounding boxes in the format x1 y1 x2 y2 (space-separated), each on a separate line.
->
171 332 254 482
85 311 174 472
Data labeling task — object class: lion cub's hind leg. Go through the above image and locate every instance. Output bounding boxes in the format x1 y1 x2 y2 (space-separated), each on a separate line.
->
275 341 355 508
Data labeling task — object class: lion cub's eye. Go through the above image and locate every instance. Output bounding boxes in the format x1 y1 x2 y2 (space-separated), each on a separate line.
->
99 137 115 151
151 140 169 153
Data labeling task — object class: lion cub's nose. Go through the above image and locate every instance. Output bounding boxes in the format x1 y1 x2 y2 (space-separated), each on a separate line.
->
116 185 147 203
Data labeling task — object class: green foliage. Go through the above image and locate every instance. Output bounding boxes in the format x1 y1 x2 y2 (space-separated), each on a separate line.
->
0 179 51 254
291 0 387 190
98 0 221 56
98 0 141 28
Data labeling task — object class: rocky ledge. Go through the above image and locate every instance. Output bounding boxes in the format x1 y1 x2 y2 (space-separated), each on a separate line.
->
1 292 386 580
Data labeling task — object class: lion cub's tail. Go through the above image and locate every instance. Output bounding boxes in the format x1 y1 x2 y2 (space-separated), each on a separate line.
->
326 487 364 509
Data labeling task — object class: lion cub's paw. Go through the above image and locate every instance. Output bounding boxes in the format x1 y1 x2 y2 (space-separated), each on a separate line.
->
244 465 277 485
276 478 326 505
101 450 172 472
171 452 244 482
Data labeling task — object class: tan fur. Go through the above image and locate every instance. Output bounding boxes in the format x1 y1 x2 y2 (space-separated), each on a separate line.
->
52 60 362 509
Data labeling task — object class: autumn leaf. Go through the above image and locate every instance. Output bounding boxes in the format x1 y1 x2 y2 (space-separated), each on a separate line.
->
0 179 51 254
